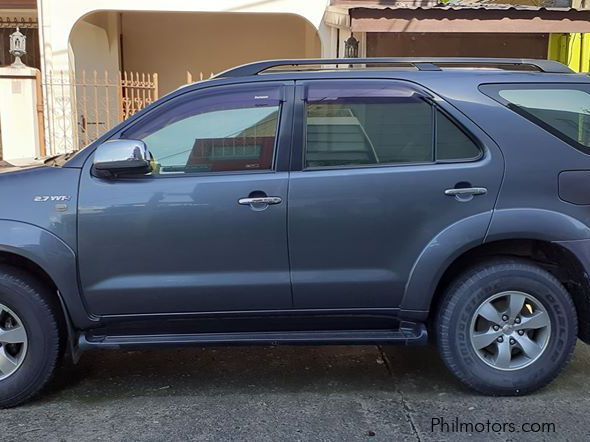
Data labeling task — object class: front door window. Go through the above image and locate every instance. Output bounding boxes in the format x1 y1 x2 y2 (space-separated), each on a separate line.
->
122 86 283 174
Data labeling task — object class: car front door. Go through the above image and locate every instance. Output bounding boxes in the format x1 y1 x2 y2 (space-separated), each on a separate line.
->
288 79 504 309
78 81 294 315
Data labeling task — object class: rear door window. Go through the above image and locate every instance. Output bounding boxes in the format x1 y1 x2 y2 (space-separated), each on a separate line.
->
303 81 481 169
481 84 590 151
304 83 433 168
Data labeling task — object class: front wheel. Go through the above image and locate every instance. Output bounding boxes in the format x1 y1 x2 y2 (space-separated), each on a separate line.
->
0 267 62 407
436 259 578 395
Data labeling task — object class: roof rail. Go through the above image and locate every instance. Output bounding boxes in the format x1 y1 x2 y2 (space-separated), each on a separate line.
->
215 58 573 78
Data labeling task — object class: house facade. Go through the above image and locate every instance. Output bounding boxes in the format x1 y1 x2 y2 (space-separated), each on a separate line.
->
47 0 590 95
2 0 590 159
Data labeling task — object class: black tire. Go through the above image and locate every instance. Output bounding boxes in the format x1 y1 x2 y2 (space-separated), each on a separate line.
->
436 258 578 396
0 266 62 407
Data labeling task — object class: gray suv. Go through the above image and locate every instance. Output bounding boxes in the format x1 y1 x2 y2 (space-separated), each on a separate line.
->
0 57 589 406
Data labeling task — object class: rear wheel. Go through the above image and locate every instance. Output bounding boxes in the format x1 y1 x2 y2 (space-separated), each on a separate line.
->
0 267 62 407
436 259 577 395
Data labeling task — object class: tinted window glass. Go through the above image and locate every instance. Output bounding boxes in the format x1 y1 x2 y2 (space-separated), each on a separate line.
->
436 110 481 161
492 87 590 150
123 87 282 174
304 84 433 168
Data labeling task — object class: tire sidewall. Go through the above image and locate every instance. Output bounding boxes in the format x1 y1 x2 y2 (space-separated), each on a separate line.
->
0 276 59 403
441 263 576 394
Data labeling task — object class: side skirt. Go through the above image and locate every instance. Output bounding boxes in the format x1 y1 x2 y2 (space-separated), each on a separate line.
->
78 322 428 351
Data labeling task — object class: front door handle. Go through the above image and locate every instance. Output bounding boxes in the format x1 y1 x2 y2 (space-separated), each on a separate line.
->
238 196 282 205
444 187 487 196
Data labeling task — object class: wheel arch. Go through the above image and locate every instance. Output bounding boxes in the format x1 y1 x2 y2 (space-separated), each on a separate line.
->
0 250 60 302
401 208 590 343
0 250 71 354
0 220 95 330
426 238 590 343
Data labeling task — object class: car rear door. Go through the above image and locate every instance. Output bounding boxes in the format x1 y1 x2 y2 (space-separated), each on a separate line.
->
288 79 504 309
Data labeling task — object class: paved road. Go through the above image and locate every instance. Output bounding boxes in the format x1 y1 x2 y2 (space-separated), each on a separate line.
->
1 342 589 441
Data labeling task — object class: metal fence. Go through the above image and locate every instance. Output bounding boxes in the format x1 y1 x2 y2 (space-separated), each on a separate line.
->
40 69 219 155
41 70 159 155
186 71 215 83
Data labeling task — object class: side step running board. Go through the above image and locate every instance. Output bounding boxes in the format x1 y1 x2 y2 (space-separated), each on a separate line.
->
79 324 428 351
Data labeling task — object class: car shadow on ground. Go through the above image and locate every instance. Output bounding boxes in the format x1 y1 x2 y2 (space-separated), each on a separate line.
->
41 345 397 404
36 342 590 406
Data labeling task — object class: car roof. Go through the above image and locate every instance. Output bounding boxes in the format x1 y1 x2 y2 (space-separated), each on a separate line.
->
179 68 590 99
216 58 575 76
177 58 590 96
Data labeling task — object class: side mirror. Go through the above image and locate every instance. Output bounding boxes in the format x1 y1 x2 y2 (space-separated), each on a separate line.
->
93 139 152 178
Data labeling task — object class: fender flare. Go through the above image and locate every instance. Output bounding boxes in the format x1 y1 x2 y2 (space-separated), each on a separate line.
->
0 219 96 329
484 208 590 243
401 212 492 314
400 208 590 315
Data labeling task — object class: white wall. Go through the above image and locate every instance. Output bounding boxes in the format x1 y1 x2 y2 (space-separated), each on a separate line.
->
37 0 330 75
70 12 120 76
0 66 41 161
120 11 321 94
69 13 121 147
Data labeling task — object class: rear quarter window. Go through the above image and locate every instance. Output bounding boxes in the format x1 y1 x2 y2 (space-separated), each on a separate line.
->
436 109 482 161
480 84 590 152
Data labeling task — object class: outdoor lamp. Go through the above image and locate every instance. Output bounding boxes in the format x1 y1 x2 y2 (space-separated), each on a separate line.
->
344 34 359 58
9 27 27 67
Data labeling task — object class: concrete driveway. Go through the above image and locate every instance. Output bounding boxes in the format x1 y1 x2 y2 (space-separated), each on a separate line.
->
1 343 589 441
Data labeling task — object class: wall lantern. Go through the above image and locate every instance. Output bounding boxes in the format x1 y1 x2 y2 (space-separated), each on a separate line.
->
9 27 27 67
344 34 359 58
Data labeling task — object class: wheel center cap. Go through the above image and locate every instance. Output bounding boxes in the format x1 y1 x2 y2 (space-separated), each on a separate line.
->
502 324 513 334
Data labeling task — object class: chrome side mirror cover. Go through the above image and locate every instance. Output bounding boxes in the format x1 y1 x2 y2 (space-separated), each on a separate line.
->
92 139 152 178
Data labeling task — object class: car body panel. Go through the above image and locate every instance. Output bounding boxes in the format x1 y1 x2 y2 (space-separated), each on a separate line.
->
77 171 292 315
287 160 503 310
0 166 80 250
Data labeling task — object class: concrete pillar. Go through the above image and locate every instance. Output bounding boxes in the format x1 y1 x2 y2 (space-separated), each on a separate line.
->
0 66 42 162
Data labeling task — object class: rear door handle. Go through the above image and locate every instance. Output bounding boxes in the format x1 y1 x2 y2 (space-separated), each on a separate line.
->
238 197 282 205
444 187 487 196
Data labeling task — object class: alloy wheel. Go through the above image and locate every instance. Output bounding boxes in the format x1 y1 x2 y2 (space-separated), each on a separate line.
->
469 291 551 371
0 303 28 380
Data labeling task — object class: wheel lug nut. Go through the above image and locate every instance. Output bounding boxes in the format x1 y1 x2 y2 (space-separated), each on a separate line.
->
502 315 509 321
510 338 515 345
497 336 504 343
518 330 525 336
515 317 521 324
493 325 500 331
